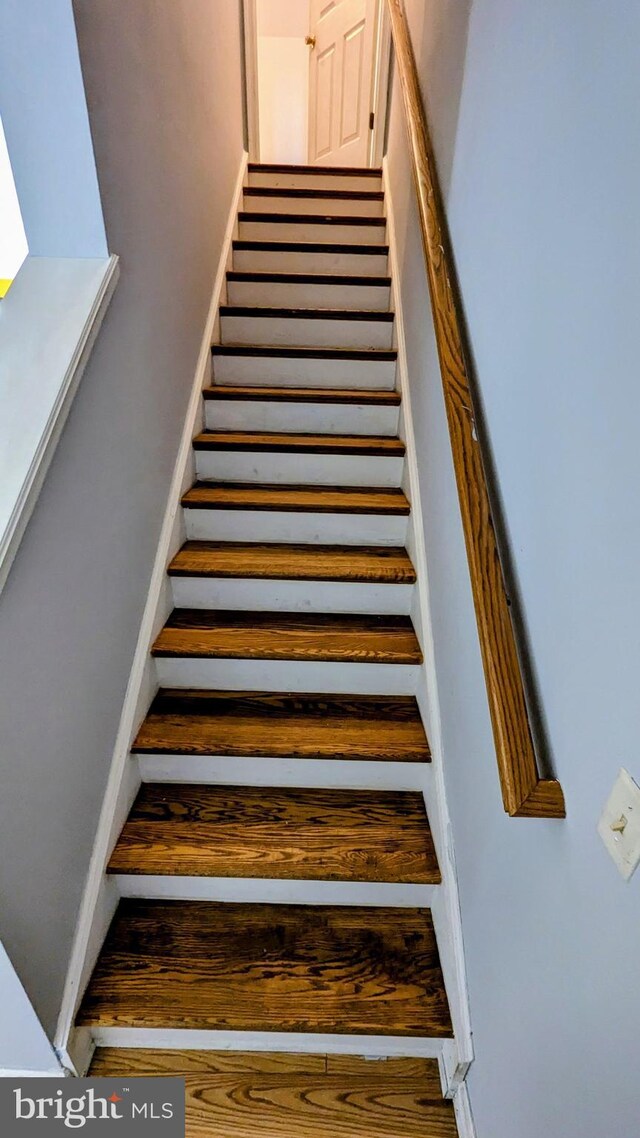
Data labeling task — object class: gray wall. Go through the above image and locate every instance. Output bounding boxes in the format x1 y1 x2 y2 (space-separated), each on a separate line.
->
387 1 640 1135
0 0 107 258
0 0 244 1039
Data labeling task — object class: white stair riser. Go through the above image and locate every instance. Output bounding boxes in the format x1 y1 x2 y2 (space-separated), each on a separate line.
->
137 753 429 791
194 451 404 487
239 219 387 245
204 399 399 436
247 170 383 192
170 578 413 615
88 1027 443 1059
233 248 388 275
155 657 419 695
243 193 384 217
212 352 396 389
184 508 409 547
113 875 435 907
227 279 391 311
220 314 394 350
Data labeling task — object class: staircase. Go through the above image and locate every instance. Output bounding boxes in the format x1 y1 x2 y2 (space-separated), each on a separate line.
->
78 162 461 1137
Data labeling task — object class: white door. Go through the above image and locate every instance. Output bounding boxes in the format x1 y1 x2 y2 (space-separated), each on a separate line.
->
308 0 377 168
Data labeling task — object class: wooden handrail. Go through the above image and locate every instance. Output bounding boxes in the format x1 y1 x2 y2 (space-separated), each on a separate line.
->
386 0 564 818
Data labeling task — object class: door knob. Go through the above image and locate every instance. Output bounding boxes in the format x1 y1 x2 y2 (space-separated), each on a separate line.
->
305 35 316 48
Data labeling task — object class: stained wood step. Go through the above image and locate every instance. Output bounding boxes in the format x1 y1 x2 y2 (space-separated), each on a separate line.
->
212 344 397 362
152 612 423 665
132 691 431 763
244 187 385 201
193 432 405 456
233 240 390 257
89 1051 457 1138
219 306 394 323
248 162 383 177
238 212 387 229
107 785 440 884
202 385 400 405
182 483 410 515
168 541 416 584
226 271 392 287
77 900 453 1037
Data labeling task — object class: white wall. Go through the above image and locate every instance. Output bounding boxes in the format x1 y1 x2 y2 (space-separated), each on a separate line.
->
386 1 640 1135
0 116 28 284
256 0 310 163
0 0 244 1043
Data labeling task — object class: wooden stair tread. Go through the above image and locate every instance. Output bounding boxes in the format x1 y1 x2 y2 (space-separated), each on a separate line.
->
233 240 390 256
238 212 387 227
226 271 392 286
211 345 397 360
89 1052 456 1138
202 385 400 404
181 483 410 515
152 611 423 665
107 785 440 884
248 162 383 177
219 306 394 322
76 900 453 1037
193 431 405 456
244 187 385 201
168 541 416 584
132 690 431 763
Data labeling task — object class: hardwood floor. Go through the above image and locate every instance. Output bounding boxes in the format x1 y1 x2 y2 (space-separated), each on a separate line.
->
132 691 431 762
168 541 416 583
152 611 423 664
89 1051 457 1138
77 901 452 1036
107 785 440 883
182 482 410 515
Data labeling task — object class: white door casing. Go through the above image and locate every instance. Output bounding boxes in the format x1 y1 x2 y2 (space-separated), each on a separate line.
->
308 0 377 167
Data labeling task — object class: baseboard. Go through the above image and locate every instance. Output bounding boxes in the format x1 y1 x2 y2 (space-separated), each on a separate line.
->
54 150 249 1071
383 159 474 1091
453 1080 477 1138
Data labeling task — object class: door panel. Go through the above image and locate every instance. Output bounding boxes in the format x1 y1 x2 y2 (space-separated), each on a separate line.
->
309 0 377 167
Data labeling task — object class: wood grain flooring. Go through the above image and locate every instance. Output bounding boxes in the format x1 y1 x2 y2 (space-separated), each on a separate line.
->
168 541 416 583
132 691 431 763
193 431 405 456
89 1051 457 1138
107 785 440 883
152 611 423 665
202 385 400 404
181 482 410 515
77 901 453 1037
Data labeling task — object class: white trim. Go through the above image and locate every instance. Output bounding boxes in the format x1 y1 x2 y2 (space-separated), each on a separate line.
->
53 153 249 1073
242 0 260 161
0 255 119 596
453 1080 478 1138
370 0 392 167
0 1069 68 1079
87 1029 447 1059
138 753 429 791
383 160 474 1094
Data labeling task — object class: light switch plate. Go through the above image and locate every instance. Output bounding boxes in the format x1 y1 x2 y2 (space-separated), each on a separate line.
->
598 768 640 880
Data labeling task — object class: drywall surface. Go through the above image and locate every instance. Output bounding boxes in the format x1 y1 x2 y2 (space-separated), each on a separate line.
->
0 943 60 1073
0 0 243 1042
0 0 106 258
386 1 640 1135
0 115 28 282
256 0 310 162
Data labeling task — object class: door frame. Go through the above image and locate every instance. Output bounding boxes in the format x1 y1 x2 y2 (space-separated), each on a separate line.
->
242 0 260 161
242 0 391 169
